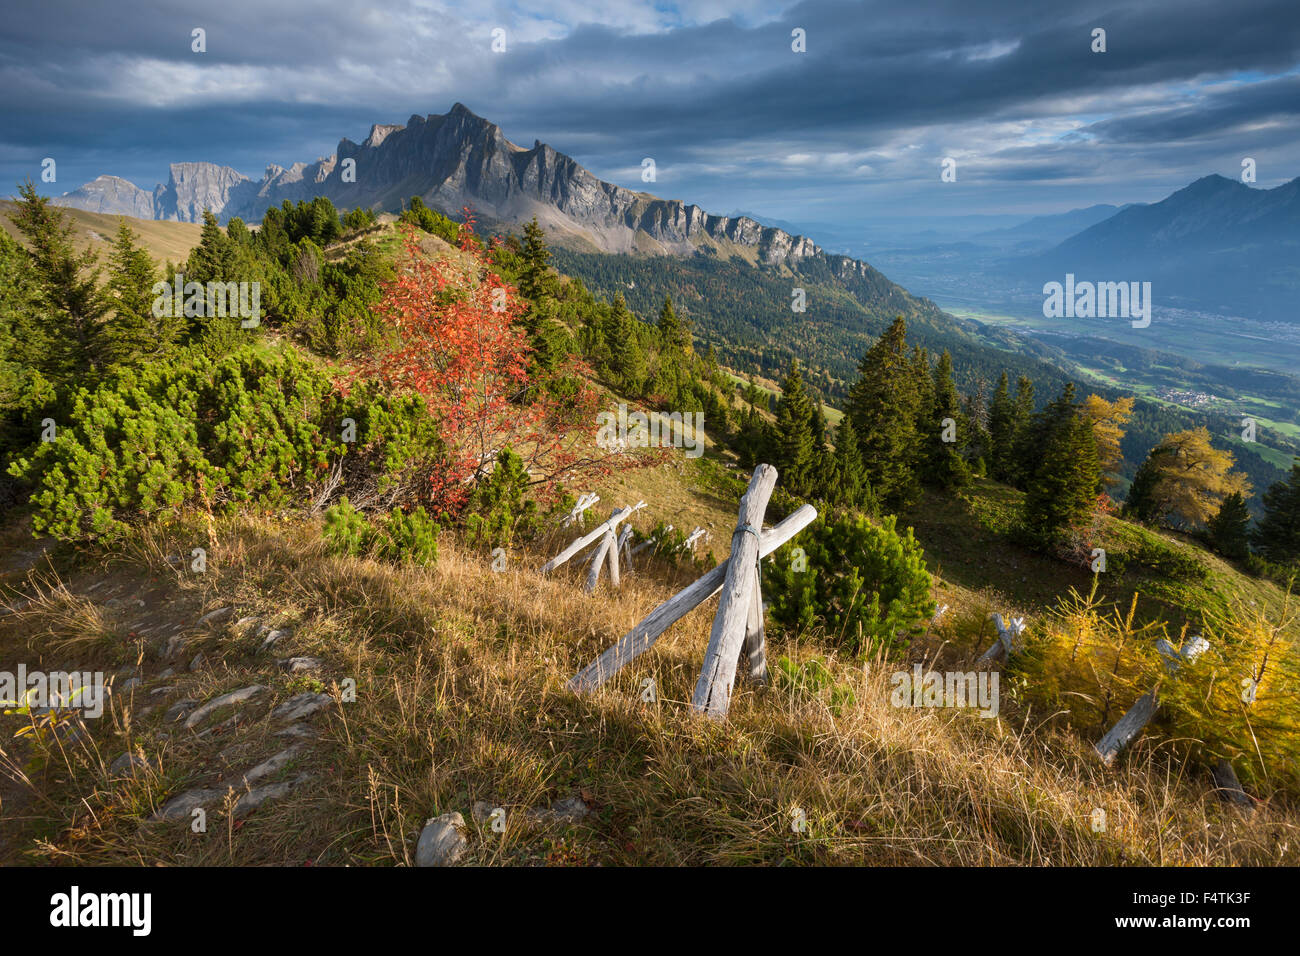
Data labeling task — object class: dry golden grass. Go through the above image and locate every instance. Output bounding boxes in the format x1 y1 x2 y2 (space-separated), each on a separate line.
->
1 508 1297 867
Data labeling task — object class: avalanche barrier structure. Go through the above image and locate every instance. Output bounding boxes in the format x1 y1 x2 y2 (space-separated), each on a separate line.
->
541 502 646 593
568 464 816 719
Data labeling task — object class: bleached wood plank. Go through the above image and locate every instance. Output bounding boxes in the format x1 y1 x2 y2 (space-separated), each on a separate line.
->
691 465 778 718
568 503 816 693
585 529 615 593
742 582 767 684
541 505 633 574
1094 636 1209 765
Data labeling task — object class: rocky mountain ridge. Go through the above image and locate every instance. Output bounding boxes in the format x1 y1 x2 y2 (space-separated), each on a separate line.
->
51 103 870 276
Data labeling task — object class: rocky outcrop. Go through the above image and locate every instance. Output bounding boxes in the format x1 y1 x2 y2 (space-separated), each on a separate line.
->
52 175 155 219
152 162 261 222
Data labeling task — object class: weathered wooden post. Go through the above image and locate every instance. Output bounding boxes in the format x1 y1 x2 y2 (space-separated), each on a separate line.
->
617 525 635 572
742 587 767 683
691 464 778 718
568 502 816 693
542 502 644 576
586 526 617 593
1095 635 1209 765
564 493 600 528
605 525 621 589
976 613 1025 666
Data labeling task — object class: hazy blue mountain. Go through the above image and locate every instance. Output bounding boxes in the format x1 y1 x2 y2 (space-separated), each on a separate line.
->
1019 174 1300 321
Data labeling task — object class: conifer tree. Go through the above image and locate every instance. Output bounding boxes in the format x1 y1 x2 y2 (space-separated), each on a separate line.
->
1121 427 1248 528
772 358 816 497
1208 491 1252 561
656 295 690 353
1023 384 1101 538
1253 462 1300 566
845 316 921 510
988 371 1015 481
920 349 970 489
1006 375 1037 488
831 416 870 509
9 180 108 377
103 219 170 366
606 294 645 393
187 210 239 286
519 217 552 303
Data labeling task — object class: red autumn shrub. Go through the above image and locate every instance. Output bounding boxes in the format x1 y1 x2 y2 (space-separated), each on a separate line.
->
345 211 620 515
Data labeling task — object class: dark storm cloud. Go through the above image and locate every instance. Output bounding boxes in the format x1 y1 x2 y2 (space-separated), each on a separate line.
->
1 0 1298 220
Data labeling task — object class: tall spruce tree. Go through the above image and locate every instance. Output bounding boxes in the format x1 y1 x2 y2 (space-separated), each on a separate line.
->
831 416 870 509
518 217 552 302
10 180 108 378
1253 462 1300 566
1023 384 1101 539
656 295 690 353
1208 491 1252 561
920 349 970 489
103 219 170 366
988 371 1014 481
1007 375 1037 489
772 358 816 497
605 294 645 393
845 316 921 510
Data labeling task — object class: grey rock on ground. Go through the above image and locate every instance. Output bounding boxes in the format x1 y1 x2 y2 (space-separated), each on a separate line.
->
274 723 319 740
240 744 304 786
153 787 226 821
183 685 268 729
110 751 149 776
277 657 322 673
271 692 332 721
527 795 590 825
415 812 467 866
197 606 234 627
232 773 310 819
164 697 200 722
163 633 194 660
259 629 290 651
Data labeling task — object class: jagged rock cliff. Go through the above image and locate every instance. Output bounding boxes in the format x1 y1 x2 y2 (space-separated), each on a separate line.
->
52 175 155 219
52 103 872 277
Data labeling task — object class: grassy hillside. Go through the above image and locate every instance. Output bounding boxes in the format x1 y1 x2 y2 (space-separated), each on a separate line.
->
3 210 1297 869
2 453 1297 866
0 202 202 267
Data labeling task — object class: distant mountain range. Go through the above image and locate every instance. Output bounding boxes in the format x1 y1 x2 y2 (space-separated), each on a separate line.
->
53 103 885 283
1016 174 1300 321
973 203 1141 250
51 104 1300 328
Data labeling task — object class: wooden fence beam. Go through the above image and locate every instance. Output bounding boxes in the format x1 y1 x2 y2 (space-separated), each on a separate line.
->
585 528 616 593
605 526 621 589
568 503 816 694
975 613 1025 667
541 502 642 574
742 583 767 684
1095 636 1209 765
691 464 778 718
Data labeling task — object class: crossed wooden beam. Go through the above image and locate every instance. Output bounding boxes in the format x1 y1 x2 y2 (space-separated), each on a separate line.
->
542 501 646 592
568 464 816 719
1094 634 1209 765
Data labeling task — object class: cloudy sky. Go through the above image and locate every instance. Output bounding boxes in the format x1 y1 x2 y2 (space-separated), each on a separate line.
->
3 0 1299 239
